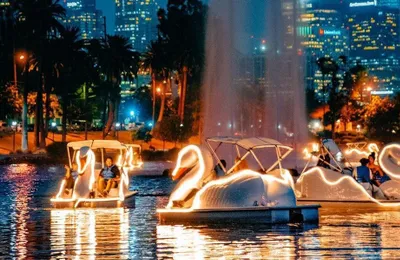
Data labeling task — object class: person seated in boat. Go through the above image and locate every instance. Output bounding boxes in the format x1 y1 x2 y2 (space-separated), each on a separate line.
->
353 158 386 200
98 157 121 197
214 159 227 178
63 162 79 193
233 157 249 172
368 152 390 186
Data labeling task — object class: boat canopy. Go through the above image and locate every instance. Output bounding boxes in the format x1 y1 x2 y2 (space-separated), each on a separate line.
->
67 140 127 150
206 136 292 151
205 136 293 174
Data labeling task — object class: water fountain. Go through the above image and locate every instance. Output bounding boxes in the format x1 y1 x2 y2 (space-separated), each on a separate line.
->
202 0 308 168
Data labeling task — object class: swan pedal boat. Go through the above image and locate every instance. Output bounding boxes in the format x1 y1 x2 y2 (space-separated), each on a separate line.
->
50 140 138 208
297 141 400 209
158 137 320 224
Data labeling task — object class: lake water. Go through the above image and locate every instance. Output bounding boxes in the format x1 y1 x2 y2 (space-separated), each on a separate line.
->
1 163 400 259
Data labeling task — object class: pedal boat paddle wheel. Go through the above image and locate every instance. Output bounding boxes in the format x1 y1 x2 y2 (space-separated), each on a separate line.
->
158 137 320 224
50 140 137 208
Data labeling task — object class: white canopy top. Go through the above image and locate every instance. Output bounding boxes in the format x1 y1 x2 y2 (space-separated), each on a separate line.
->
67 140 127 150
206 136 292 151
124 144 141 148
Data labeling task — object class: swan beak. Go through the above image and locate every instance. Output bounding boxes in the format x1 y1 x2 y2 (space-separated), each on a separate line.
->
172 167 188 181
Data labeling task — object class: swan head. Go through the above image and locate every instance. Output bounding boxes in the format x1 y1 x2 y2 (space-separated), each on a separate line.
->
171 145 203 181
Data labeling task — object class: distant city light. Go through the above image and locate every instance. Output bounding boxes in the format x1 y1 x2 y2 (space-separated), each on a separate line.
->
12 121 17 126
51 122 56 127
130 111 135 116
116 122 121 128
148 122 153 127
349 0 376 7
371 90 394 95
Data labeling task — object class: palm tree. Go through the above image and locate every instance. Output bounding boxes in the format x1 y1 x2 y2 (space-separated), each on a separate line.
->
14 0 66 148
55 27 86 142
142 40 165 125
157 0 206 123
99 35 136 138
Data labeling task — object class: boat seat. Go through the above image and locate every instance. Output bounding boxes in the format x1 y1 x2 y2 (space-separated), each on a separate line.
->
108 188 119 197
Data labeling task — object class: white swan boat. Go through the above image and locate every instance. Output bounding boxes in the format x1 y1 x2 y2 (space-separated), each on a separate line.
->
296 142 400 209
157 137 320 224
51 140 137 208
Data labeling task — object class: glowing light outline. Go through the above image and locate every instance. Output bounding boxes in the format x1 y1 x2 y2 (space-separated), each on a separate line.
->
167 145 206 208
163 145 295 211
297 167 400 207
378 143 400 181
344 143 379 159
191 169 293 209
51 145 134 208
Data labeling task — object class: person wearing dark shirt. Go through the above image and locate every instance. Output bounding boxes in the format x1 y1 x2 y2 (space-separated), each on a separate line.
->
98 157 121 197
354 158 386 199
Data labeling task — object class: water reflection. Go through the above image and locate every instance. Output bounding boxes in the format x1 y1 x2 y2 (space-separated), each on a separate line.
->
157 224 318 259
2 164 400 258
50 208 129 259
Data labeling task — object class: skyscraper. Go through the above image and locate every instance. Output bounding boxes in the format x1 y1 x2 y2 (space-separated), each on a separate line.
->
347 5 400 92
379 0 400 8
114 0 160 52
298 1 349 97
63 0 105 40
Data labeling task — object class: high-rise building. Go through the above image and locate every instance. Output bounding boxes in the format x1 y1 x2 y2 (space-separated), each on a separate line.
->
379 0 400 8
115 0 160 52
63 0 104 40
298 1 349 97
347 5 400 92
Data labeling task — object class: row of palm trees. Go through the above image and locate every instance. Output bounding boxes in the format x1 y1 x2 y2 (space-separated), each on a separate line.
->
0 0 141 151
0 0 206 151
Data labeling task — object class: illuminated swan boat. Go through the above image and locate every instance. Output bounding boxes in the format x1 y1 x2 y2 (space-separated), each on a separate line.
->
296 142 400 208
51 140 137 208
344 141 380 164
158 137 320 224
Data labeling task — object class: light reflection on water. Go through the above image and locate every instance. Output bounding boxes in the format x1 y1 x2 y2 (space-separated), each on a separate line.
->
1 164 400 258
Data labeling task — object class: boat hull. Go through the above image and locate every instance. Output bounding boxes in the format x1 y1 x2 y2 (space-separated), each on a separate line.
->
51 191 137 209
297 199 400 210
158 205 320 224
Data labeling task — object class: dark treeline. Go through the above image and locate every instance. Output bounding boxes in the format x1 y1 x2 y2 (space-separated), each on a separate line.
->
0 0 207 151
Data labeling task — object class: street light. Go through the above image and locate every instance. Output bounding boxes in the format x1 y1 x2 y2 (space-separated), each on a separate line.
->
51 122 56 141
116 122 121 140
12 121 17 152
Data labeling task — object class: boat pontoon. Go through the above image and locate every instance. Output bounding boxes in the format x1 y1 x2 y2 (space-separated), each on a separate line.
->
158 136 320 224
296 141 400 208
51 140 137 208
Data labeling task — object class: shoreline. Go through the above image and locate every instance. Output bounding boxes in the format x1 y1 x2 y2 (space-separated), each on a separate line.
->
0 148 180 165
